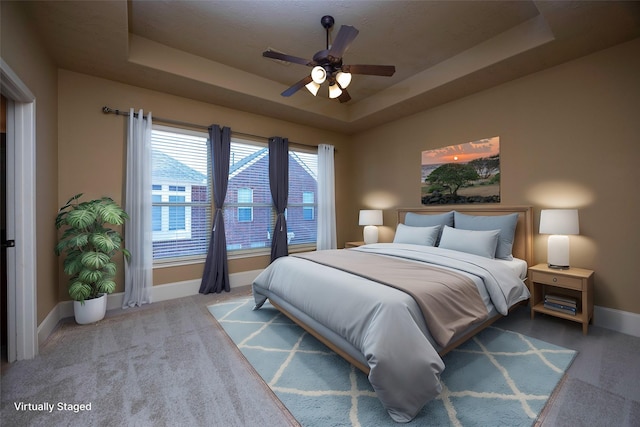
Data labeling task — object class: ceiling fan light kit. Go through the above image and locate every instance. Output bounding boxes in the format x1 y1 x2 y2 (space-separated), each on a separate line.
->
305 80 321 96
311 66 327 84
336 71 352 88
263 15 395 103
328 83 342 99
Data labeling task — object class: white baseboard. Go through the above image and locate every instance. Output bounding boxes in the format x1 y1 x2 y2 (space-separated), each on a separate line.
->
593 305 640 338
37 269 263 346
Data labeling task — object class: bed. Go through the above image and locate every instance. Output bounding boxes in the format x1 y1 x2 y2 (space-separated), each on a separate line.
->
252 205 533 423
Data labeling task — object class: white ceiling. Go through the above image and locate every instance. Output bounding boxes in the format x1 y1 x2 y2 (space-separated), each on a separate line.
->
22 1 640 134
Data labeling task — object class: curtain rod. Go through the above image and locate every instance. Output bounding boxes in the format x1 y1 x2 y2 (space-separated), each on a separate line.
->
101 106 317 150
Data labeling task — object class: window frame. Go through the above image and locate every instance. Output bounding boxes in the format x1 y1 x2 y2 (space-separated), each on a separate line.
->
151 126 319 265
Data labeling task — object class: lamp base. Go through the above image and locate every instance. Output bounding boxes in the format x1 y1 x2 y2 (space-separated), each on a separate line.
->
363 225 379 245
547 235 570 270
547 264 570 270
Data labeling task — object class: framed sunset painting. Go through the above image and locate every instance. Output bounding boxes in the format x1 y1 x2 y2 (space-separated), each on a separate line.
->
421 136 500 205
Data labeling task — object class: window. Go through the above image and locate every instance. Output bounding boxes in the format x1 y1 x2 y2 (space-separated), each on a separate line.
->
237 188 253 222
287 151 318 246
224 141 318 251
302 192 315 220
224 141 271 251
151 126 318 261
151 127 210 260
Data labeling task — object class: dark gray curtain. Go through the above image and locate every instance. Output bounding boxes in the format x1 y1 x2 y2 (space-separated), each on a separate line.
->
269 136 289 262
200 125 231 294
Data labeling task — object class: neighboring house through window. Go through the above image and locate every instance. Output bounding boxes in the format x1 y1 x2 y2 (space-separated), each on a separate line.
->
151 127 210 260
151 126 318 261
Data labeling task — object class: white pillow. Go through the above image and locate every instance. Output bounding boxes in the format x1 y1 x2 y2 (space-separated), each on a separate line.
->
438 225 500 258
393 224 440 246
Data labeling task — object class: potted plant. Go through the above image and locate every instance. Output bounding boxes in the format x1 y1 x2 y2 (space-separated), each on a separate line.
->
55 193 130 324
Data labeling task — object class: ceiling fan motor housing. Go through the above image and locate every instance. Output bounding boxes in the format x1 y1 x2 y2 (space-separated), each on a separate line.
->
321 15 335 30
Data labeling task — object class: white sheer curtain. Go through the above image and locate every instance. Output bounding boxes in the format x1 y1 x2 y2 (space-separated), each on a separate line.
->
317 144 337 250
123 109 153 307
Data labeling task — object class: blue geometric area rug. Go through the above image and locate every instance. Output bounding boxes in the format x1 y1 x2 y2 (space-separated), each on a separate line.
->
208 297 576 427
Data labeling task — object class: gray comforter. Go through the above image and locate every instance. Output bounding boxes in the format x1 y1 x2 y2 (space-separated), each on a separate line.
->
252 243 530 422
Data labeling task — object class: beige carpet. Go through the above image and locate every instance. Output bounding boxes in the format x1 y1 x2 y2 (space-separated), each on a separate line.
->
0 287 298 426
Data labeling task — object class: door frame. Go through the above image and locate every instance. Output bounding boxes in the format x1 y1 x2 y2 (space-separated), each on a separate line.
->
1 58 38 361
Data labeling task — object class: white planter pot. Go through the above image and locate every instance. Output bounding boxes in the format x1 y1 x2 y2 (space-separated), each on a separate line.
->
73 294 107 325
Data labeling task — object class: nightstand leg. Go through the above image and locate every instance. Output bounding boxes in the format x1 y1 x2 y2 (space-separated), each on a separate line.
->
582 323 588 335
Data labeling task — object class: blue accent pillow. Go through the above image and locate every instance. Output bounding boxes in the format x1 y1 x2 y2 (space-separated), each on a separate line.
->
453 212 518 260
438 226 500 259
393 224 440 246
404 211 454 244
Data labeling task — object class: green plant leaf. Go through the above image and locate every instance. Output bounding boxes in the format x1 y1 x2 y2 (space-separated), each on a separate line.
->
80 251 110 269
97 201 128 225
122 248 131 261
68 280 92 302
79 269 104 284
55 211 68 229
63 254 85 276
66 209 97 229
68 233 90 249
102 262 117 276
96 279 116 295
66 193 83 206
90 232 118 253
57 193 83 216
54 240 67 256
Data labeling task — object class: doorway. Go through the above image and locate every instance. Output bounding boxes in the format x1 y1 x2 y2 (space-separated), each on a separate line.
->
1 59 38 362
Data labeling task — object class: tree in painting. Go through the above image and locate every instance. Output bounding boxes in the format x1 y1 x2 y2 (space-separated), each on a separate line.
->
426 163 479 197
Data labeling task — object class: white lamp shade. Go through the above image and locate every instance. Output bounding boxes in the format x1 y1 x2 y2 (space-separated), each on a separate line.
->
359 210 383 226
336 71 352 88
539 209 579 235
328 83 342 99
305 81 320 96
311 66 327 84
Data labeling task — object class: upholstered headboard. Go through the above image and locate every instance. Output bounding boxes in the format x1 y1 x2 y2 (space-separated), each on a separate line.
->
397 205 533 266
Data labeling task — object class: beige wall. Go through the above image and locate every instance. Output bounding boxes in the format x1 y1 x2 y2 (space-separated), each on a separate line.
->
57 71 354 294
4 0 639 324
1 1 60 323
350 38 640 315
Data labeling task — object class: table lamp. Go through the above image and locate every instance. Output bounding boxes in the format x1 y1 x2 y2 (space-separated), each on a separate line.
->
539 209 579 269
359 210 383 244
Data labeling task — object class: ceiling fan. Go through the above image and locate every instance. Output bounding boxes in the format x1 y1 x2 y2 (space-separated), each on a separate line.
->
263 15 396 103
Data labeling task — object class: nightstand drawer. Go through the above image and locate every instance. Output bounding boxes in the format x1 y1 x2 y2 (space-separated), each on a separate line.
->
531 271 582 290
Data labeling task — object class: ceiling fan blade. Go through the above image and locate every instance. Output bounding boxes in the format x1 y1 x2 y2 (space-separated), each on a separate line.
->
327 25 359 59
342 64 396 76
337 88 351 103
281 75 313 97
263 50 312 66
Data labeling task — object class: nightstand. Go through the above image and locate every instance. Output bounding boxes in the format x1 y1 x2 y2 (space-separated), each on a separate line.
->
345 241 365 248
529 263 594 334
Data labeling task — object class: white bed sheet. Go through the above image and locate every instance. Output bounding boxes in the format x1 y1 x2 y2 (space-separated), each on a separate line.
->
496 257 528 280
